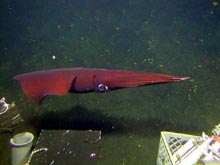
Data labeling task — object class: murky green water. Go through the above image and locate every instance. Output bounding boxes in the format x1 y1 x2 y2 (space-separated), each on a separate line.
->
0 0 220 164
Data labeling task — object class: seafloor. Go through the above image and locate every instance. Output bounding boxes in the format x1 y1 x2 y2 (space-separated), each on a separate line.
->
0 0 220 164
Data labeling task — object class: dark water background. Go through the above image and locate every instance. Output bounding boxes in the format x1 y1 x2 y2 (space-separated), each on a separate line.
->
0 0 220 164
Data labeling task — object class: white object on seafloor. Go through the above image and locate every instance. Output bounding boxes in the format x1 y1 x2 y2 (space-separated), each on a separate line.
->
10 132 34 165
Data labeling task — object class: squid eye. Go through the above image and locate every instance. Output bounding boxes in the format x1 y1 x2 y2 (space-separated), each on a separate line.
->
98 84 108 92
